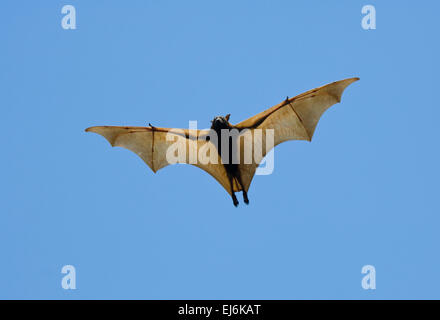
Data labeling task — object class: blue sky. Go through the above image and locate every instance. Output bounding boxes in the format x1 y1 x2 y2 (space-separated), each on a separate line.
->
1 1 439 299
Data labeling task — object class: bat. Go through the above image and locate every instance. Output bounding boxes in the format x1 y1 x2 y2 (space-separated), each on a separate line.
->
86 77 359 206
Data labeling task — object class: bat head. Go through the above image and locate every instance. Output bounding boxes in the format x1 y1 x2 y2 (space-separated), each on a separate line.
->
210 114 231 130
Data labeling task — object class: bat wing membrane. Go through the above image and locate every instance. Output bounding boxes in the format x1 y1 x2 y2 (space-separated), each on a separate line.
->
234 77 359 192
85 126 235 195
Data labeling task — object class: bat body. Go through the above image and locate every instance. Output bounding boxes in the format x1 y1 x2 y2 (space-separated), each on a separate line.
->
209 114 249 206
86 77 359 206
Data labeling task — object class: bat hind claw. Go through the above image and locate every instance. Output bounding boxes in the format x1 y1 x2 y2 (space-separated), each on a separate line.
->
243 191 249 205
232 194 239 207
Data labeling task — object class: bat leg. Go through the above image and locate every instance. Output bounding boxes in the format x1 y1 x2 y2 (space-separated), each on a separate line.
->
232 193 239 207
242 191 249 205
234 170 249 205
227 172 239 207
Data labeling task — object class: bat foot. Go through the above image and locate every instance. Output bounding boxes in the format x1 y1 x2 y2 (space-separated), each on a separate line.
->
243 191 249 205
232 194 239 207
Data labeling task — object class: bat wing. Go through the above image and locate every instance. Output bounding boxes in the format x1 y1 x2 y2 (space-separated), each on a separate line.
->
85 126 234 195
233 77 359 192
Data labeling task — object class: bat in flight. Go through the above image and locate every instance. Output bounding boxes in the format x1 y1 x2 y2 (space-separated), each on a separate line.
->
86 77 359 206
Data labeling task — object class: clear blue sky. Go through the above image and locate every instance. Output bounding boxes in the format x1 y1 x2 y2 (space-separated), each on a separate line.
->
1 1 439 299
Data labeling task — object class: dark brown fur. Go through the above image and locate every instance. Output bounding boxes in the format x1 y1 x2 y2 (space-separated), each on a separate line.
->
210 115 249 207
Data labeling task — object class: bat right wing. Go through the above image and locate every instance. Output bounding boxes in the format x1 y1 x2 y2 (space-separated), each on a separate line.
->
85 126 234 195
234 77 359 192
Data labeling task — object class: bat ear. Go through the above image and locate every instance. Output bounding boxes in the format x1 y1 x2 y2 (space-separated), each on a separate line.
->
225 114 230 121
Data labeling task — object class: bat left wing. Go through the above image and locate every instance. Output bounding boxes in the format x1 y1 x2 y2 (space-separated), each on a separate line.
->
233 77 359 192
85 126 235 195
